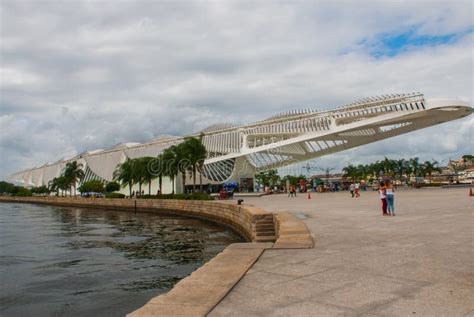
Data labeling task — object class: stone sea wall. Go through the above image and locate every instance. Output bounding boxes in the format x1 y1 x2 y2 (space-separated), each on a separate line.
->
0 196 272 242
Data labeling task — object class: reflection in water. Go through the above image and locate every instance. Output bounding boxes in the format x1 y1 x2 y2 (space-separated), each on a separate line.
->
0 203 243 317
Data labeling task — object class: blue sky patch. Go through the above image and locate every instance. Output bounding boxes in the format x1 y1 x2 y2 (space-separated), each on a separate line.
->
366 26 473 58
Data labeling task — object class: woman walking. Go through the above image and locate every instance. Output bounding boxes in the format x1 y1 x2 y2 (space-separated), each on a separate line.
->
385 180 395 216
379 181 388 216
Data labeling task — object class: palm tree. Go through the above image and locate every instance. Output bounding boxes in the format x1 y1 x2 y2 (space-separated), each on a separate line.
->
132 158 147 195
342 164 359 181
267 169 280 187
154 154 165 194
48 178 59 196
422 160 442 183
184 136 207 192
113 159 135 198
49 176 68 196
174 143 191 194
162 146 180 194
255 171 268 189
409 157 421 178
380 157 395 176
394 159 407 181
356 164 369 180
140 157 157 195
63 161 85 197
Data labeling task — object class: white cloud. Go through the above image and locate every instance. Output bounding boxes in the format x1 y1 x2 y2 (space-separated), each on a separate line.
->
0 0 472 179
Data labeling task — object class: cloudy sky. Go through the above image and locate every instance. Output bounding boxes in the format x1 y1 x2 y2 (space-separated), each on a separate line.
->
0 0 473 179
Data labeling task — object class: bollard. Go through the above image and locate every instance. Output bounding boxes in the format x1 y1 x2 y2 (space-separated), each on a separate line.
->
237 199 244 205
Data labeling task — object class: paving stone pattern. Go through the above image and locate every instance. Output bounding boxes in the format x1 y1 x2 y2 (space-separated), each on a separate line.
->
210 188 473 317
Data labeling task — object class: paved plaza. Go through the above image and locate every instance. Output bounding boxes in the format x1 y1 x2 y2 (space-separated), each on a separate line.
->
209 187 473 317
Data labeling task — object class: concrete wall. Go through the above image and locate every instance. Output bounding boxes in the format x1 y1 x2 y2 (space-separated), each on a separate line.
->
0 196 272 242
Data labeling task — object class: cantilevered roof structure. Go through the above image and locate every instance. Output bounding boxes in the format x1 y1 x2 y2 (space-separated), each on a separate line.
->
11 93 472 186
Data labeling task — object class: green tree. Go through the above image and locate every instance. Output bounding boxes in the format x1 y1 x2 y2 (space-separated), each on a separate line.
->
393 159 408 181
342 164 359 181
131 158 146 195
151 154 165 194
105 181 121 193
0 181 16 195
113 159 135 198
50 176 69 196
15 187 32 196
174 143 191 194
255 169 280 189
161 146 180 194
422 160 440 183
183 136 207 192
78 180 105 193
462 154 474 164
63 161 85 197
31 185 50 195
356 164 369 180
139 157 157 195
409 157 421 178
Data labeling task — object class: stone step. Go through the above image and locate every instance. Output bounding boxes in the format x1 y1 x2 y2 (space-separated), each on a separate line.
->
256 221 274 226
256 220 274 225
255 235 276 242
256 224 275 230
255 227 275 232
256 231 275 237
256 226 275 232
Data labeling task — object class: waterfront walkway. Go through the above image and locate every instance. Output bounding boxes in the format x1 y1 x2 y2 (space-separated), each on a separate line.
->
209 187 473 316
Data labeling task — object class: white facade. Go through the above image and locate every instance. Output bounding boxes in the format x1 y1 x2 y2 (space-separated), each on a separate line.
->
10 93 473 193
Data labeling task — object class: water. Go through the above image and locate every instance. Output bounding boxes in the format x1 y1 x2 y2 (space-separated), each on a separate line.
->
0 202 243 317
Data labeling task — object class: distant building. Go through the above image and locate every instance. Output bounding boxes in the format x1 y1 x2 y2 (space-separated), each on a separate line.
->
11 93 473 193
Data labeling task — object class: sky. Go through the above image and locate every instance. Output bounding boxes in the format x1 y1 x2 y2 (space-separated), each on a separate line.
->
0 0 473 180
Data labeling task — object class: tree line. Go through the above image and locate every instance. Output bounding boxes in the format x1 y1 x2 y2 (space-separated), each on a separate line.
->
113 136 207 196
342 157 442 181
32 136 207 197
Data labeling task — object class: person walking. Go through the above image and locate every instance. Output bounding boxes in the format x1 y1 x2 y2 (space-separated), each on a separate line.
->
354 182 360 198
349 183 355 198
379 181 388 216
385 180 395 216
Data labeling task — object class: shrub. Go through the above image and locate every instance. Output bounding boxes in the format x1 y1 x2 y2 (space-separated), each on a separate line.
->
79 180 105 193
0 181 16 195
105 192 126 198
105 181 121 193
14 187 32 197
140 193 214 200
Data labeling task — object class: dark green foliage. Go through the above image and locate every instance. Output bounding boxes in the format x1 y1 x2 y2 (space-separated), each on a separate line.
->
14 187 32 196
113 158 135 197
63 161 85 196
281 174 308 186
342 157 443 181
105 192 126 198
105 181 121 193
31 185 50 195
255 169 281 187
78 180 105 193
140 193 214 200
112 137 207 196
0 181 16 194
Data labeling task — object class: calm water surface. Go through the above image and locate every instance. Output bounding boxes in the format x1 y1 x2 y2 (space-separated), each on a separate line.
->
0 202 243 316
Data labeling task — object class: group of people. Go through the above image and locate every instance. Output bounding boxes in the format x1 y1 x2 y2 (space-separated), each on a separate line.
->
288 185 298 197
379 180 395 216
349 183 360 198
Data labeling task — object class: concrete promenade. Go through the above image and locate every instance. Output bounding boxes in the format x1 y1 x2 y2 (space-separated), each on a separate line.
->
210 187 473 316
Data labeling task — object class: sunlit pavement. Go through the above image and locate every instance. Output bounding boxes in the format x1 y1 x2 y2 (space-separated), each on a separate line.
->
209 187 473 316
